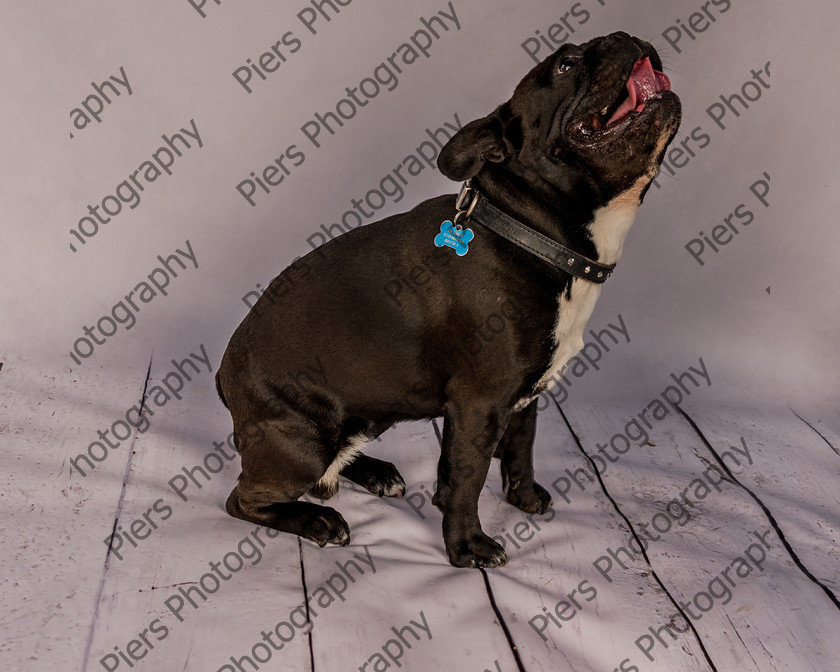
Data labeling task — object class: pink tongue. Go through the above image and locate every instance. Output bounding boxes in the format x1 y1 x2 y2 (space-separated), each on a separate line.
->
606 57 671 127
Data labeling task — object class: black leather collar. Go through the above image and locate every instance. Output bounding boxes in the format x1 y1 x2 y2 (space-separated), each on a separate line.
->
455 182 615 283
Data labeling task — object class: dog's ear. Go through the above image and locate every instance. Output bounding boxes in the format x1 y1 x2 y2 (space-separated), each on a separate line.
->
438 109 510 181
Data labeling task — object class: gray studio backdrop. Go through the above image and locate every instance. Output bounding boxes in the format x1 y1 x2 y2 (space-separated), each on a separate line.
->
4 0 838 412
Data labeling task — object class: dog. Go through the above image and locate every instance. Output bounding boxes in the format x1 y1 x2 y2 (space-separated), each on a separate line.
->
216 31 681 568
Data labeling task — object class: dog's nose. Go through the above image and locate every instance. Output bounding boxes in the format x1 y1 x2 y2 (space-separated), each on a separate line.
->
591 31 648 65
604 31 634 47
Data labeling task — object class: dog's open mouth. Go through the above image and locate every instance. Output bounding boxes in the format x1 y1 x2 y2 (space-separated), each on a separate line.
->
568 57 671 142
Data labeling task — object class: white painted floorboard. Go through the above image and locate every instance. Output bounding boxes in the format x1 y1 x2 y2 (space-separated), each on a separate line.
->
2 357 839 672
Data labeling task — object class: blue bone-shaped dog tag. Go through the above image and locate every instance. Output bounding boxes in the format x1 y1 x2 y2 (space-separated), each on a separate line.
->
434 220 474 256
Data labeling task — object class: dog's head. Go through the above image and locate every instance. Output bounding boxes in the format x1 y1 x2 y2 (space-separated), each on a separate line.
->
438 32 681 206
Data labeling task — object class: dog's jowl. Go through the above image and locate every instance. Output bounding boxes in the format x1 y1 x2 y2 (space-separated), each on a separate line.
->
216 32 681 568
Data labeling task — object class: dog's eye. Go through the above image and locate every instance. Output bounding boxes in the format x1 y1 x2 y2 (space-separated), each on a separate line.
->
556 58 577 75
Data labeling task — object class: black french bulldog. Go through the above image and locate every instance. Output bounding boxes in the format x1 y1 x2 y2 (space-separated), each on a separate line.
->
216 32 680 568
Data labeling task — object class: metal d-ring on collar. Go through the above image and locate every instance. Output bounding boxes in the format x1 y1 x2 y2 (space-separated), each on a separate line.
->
454 181 616 283
453 183 479 227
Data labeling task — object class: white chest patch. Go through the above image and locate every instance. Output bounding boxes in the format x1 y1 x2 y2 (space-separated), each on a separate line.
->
532 277 603 395
589 175 647 266
516 188 644 410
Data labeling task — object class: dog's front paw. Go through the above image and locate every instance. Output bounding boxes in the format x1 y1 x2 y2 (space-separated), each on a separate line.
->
446 533 508 569
504 480 552 514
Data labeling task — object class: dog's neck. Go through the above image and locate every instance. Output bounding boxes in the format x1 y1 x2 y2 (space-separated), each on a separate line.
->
472 168 646 268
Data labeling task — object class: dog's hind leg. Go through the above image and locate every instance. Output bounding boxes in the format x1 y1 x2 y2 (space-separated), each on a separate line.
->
225 419 351 547
341 454 406 497
324 419 406 497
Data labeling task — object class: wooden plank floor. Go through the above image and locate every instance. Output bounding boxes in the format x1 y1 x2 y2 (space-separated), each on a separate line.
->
2 356 839 672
